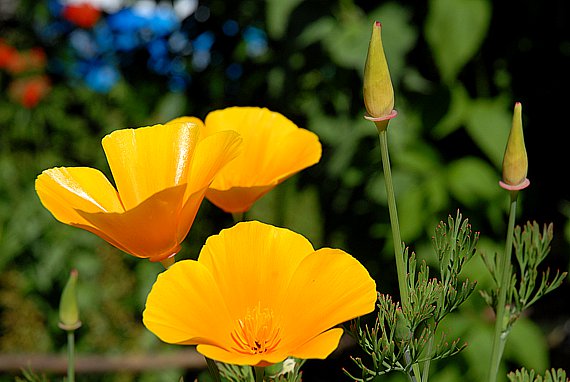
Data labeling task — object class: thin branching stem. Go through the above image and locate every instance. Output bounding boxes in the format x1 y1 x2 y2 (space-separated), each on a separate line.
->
488 191 519 382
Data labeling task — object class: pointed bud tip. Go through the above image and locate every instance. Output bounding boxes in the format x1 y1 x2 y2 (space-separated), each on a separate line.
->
363 20 395 123
501 101 528 188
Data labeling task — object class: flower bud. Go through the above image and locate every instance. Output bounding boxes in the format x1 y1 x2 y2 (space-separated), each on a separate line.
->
500 102 529 190
58 269 82 331
363 21 396 131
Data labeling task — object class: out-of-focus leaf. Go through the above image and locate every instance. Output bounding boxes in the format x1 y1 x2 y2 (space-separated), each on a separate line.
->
505 317 549 372
296 17 335 48
464 97 511 167
432 84 471 138
266 0 305 39
399 185 425 242
151 92 188 123
447 156 500 207
425 0 491 83
320 3 416 82
248 179 323 247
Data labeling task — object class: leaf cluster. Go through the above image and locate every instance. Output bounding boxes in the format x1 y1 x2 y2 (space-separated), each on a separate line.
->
347 211 478 381
216 359 305 382
481 221 567 330
507 368 569 382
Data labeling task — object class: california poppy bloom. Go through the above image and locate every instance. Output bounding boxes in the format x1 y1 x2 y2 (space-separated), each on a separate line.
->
35 121 241 263
170 107 322 213
143 220 376 366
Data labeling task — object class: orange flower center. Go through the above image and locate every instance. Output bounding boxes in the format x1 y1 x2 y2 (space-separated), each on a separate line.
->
231 303 281 355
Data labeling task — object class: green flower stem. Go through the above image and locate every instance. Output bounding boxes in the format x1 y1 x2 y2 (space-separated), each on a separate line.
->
378 129 420 382
66 330 76 382
488 191 519 382
254 366 265 382
377 129 409 308
205 357 222 382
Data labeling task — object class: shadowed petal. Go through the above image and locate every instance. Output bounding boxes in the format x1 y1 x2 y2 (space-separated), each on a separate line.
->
78 184 187 261
205 185 273 213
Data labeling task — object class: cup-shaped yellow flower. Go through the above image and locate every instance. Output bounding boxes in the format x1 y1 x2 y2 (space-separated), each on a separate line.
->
170 107 322 213
500 102 530 191
143 220 377 366
35 121 242 263
363 21 397 131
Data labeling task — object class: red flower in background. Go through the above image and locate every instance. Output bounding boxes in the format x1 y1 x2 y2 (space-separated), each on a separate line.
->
8 75 51 108
1 40 51 108
0 40 19 69
62 3 101 28
0 41 47 74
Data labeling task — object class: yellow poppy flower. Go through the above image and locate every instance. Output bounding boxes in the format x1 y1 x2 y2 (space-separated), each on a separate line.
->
35 121 242 263
170 107 322 213
143 220 377 366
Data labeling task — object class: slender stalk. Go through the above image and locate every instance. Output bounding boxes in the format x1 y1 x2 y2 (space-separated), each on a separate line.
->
378 128 419 381
205 357 222 382
488 191 519 382
254 366 265 382
66 330 75 382
377 129 409 308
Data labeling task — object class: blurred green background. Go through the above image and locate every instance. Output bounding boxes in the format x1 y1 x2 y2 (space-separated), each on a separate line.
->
1 0 569 381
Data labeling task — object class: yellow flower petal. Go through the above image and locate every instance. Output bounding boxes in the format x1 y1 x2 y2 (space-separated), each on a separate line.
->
36 122 242 261
35 167 124 226
278 248 377 351
206 185 274 213
168 116 205 130
143 221 377 365
77 184 187 261
143 259 233 345
197 343 288 366
102 121 199 210
198 221 314 317
199 107 322 213
289 327 344 360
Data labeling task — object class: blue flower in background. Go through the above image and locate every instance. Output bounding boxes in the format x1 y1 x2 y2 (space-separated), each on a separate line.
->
73 60 121 93
69 30 98 59
143 3 179 38
191 30 214 71
243 26 268 58
106 8 146 51
38 1 271 92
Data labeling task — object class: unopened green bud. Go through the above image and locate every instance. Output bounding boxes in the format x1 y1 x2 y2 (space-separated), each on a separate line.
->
363 21 396 131
500 102 529 190
58 269 81 331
